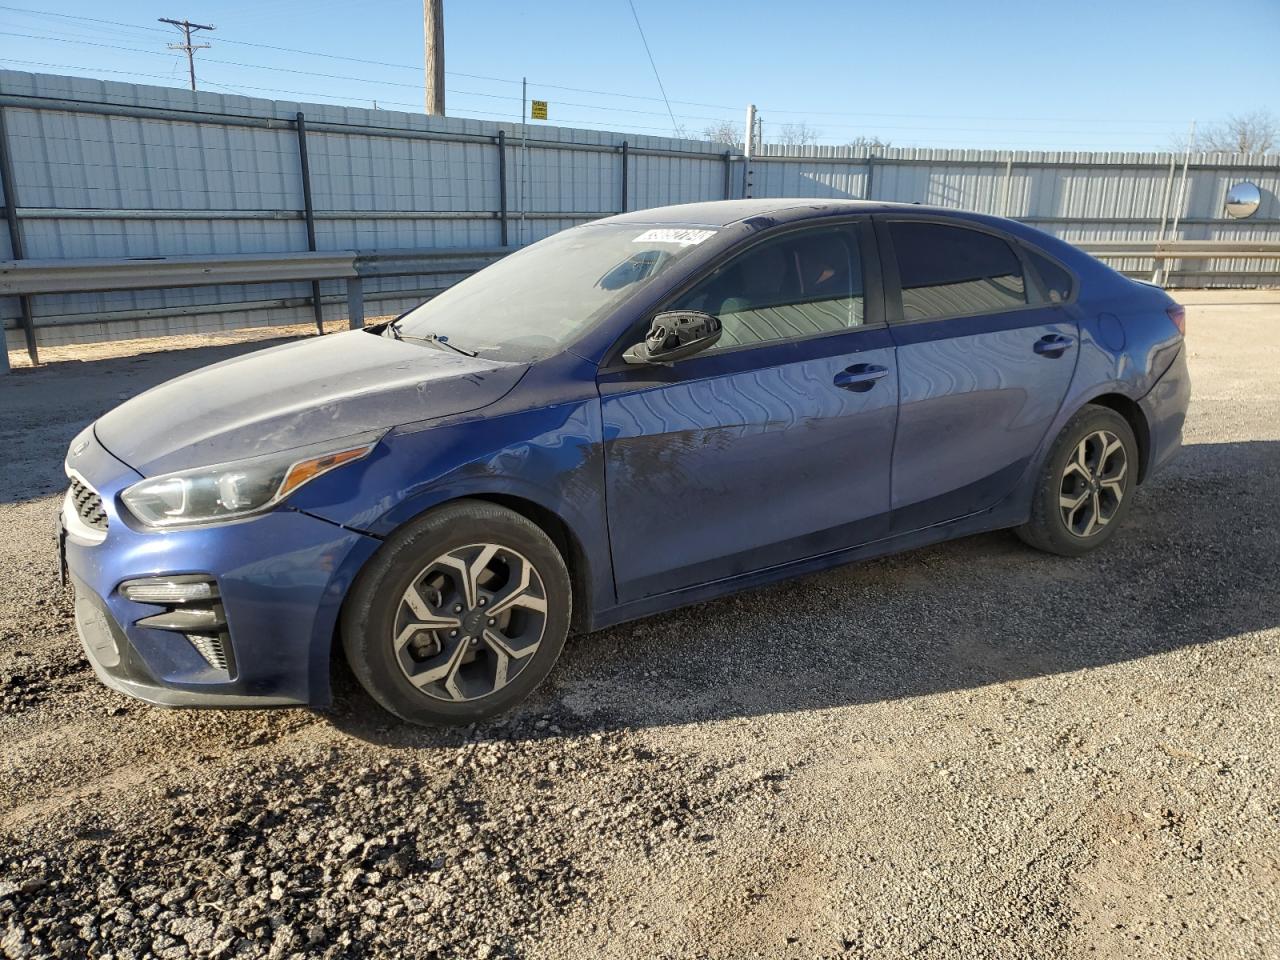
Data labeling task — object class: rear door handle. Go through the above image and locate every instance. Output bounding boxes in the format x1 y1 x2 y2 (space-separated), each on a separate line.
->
1034 333 1075 357
833 363 889 392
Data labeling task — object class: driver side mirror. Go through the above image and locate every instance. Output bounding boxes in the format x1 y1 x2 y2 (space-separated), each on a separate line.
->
622 310 722 365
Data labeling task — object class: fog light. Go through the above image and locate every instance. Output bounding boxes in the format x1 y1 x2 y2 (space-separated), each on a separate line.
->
121 576 234 677
119 576 218 604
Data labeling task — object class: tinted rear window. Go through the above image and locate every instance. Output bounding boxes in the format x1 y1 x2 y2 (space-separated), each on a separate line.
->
889 221 1027 321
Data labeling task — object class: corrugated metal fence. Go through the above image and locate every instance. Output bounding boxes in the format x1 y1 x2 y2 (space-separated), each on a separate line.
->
2 69 1279 353
749 143 1280 282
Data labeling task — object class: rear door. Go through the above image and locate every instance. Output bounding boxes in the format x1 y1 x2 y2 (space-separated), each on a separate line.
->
876 217 1078 532
598 220 899 602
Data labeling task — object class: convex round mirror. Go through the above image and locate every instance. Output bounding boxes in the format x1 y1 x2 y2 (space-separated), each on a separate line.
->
1225 182 1261 219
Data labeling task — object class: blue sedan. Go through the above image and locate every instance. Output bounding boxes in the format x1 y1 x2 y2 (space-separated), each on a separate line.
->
60 199 1190 725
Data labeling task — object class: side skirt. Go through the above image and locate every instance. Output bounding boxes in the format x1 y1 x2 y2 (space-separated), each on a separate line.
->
587 496 1031 632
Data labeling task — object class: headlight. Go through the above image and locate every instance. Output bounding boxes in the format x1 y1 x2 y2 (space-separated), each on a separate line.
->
120 433 381 528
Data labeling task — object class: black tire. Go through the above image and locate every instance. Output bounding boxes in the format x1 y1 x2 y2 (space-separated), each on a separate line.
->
1016 404 1139 557
340 500 571 726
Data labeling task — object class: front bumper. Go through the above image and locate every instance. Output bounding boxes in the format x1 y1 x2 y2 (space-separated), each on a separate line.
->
62 430 381 708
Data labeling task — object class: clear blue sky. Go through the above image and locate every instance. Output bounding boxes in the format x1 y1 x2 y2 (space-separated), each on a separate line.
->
2 0 1277 150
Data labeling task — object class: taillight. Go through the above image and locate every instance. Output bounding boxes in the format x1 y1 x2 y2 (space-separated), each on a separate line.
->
1166 304 1186 336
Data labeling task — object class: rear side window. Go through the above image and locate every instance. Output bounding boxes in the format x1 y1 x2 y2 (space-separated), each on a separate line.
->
669 226 865 351
1026 248 1074 303
889 221 1027 321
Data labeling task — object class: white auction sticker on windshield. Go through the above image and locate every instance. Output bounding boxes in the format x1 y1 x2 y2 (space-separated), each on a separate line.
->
632 228 716 246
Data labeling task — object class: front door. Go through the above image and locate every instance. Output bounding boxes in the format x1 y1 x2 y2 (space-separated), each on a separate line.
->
877 217 1078 532
597 222 899 603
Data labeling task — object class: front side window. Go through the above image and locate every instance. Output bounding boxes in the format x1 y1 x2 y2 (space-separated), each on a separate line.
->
669 226 865 351
393 223 718 361
889 221 1027 321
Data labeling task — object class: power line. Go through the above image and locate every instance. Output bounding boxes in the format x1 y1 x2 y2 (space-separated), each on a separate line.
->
0 21 1198 147
445 70 738 111
0 30 736 123
0 4 170 35
0 3 1197 129
0 57 192 85
0 58 700 134
624 0 680 136
0 31 433 91
0 57 1191 149
0 44 1188 146
0 4 742 112
756 105 1188 126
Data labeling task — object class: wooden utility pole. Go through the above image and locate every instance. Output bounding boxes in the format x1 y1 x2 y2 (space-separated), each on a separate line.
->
423 0 445 115
159 17 215 91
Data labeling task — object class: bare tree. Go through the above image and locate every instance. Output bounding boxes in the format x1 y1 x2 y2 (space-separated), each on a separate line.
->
1169 111 1279 154
702 120 745 149
846 135 891 151
775 122 821 147
1201 111 1278 154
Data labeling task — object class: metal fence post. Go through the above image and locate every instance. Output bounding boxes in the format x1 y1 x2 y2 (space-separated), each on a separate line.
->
722 151 733 200
1000 154 1013 216
865 154 876 201
620 140 629 213
1152 154 1178 283
1158 145 1196 287
0 106 38 366
497 130 509 246
346 277 364 330
294 111 324 334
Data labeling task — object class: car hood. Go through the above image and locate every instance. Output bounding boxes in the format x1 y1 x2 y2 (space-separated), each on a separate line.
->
94 329 529 476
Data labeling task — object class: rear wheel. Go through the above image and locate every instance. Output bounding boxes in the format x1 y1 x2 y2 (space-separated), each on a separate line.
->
341 500 571 726
1017 405 1138 557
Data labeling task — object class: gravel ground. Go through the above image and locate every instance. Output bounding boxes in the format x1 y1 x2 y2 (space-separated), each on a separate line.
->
1 291 1277 959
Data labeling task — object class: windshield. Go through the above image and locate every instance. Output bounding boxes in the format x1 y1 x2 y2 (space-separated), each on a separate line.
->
390 223 719 361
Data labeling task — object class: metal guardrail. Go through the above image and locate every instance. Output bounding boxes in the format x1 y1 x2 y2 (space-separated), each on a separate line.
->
3 238 1278 375
4 238 1271 298
0 248 508 343
0 251 358 295
0 248 510 296
1077 240 1280 259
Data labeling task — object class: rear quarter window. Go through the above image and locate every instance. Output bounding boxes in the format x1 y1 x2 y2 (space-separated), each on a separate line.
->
1025 248 1075 303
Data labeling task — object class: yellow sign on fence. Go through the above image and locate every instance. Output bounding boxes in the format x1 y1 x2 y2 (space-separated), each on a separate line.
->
530 100 548 120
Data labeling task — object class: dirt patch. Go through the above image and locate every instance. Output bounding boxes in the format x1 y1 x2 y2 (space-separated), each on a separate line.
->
1 296 1277 959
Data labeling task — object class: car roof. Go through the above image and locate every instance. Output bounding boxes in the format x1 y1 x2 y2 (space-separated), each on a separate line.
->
598 198 954 228
594 199 1109 286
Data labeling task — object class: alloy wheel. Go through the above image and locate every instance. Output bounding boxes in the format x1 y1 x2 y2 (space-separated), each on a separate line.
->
1059 429 1127 538
391 543 548 702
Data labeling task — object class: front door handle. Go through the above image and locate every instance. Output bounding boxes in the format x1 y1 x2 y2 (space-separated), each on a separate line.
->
833 363 889 392
1034 333 1075 358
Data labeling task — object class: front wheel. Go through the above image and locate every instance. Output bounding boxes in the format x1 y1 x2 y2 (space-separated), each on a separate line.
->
340 500 571 726
1017 405 1138 557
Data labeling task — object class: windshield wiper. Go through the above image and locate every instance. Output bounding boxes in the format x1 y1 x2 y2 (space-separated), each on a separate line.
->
383 319 477 357
400 332 478 358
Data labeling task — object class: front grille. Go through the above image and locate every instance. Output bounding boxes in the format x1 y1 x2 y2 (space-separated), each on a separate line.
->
69 476 108 533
